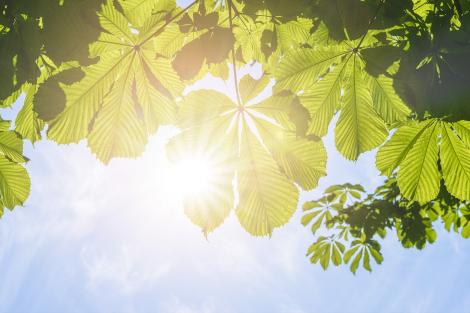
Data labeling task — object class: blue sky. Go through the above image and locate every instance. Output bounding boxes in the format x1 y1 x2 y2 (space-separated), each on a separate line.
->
1 76 470 313
1 15 470 312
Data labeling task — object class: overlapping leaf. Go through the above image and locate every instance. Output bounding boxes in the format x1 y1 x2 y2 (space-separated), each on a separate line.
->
40 0 182 163
167 0 234 81
377 119 470 203
0 125 30 217
233 10 320 72
3 0 470 262
168 74 327 236
275 36 411 160
302 197 339 234
343 239 383 274
306 236 345 270
166 123 237 235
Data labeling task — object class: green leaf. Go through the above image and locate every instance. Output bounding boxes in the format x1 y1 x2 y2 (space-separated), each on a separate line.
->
298 60 345 137
41 0 104 65
48 50 131 144
237 131 298 236
275 47 344 92
133 52 179 133
335 56 388 160
378 120 470 202
336 241 345 253
16 85 45 143
397 121 440 203
276 18 314 52
426 227 437 243
331 243 342 266
349 190 361 199
462 222 470 239
350 248 363 274
344 245 360 263
303 200 323 211
255 119 327 190
120 0 174 27
376 120 434 176
453 121 470 146
320 243 331 270
0 120 11 132
307 236 326 256
324 185 341 193
172 74 327 235
184 157 234 235
302 196 336 234
233 13 274 63
368 74 411 124
46 0 179 162
310 212 326 234
0 156 30 210
239 74 270 104
276 41 410 160
363 249 371 272
178 90 233 130
0 132 26 163
301 210 323 226
369 246 383 265
1 85 25 108
440 123 470 200
87 63 148 163
167 120 237 235
100 0 136 44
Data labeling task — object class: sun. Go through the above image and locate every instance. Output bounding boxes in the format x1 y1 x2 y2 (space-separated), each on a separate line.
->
164 151 235 234
169 157 215 197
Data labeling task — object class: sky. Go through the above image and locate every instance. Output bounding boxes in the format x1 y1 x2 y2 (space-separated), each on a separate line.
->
1 21 470 313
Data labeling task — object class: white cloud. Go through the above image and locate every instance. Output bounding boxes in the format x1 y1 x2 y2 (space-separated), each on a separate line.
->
81 244 171 294
160 297 219 313
2 73 469 313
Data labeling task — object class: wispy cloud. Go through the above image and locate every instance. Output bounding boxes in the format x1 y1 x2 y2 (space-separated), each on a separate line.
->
1 92 470 313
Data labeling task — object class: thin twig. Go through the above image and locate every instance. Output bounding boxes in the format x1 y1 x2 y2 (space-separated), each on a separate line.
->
356 0 385 50
229 0 250 31
228 0 243 107
140 0 199 47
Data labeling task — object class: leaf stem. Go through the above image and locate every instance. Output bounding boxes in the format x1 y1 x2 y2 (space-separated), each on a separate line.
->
454 0 463 20
228 0 243 107
356 0 385 50
228 1 250 30
139 0 199 47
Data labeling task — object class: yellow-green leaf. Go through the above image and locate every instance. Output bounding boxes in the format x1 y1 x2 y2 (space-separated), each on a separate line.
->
335 58 388 160
237 131 298 236
397 121 440 203
88 61 147 163
0 156 30 210
376 120 434 176
440 123 470 200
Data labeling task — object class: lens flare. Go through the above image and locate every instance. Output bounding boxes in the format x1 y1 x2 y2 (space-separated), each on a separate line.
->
170 157 214 196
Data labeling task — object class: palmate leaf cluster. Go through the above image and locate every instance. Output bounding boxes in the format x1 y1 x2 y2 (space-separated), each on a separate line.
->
1 0 470 272
167 77 326 235
303 178 469 273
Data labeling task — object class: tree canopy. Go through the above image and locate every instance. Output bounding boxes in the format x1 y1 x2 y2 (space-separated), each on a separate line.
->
1 0 470 273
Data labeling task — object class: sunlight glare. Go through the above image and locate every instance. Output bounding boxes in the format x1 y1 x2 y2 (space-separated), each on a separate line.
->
170 157 214 197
